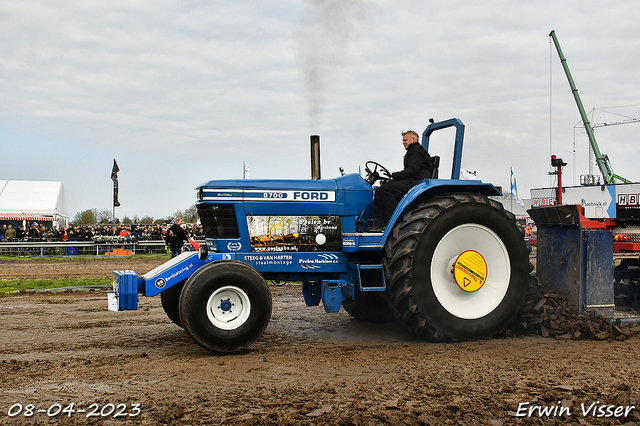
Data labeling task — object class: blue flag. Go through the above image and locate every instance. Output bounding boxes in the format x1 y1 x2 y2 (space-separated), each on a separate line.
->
510 168 524 207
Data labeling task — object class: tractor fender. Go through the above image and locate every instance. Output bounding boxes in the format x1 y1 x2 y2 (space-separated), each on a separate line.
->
380 179 502 244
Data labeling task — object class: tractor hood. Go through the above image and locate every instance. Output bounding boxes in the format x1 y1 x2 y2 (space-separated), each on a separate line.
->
196 173 373 216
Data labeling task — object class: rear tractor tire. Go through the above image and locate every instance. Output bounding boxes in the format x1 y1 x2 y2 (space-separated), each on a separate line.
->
179 260 272 353
383 193 530 341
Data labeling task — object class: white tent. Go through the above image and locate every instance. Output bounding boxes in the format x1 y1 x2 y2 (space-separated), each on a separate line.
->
0 180 69 225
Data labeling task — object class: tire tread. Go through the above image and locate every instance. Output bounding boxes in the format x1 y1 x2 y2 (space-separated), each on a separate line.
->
383 193 531 342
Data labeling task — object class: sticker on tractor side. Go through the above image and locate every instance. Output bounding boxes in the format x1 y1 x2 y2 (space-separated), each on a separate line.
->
453 250 487 292
227 242 242 251
246 215 341 252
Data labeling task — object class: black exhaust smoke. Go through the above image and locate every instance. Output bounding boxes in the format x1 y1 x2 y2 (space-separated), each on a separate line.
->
310 135 321 180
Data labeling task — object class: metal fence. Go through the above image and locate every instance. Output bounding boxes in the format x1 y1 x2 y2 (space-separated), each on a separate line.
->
0 239 205 257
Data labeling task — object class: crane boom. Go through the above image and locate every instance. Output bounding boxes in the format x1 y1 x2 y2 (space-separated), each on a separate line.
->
549 30 630 184
592 117 640 128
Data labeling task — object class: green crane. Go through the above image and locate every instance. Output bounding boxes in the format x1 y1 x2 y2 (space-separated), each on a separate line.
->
549 30 631 184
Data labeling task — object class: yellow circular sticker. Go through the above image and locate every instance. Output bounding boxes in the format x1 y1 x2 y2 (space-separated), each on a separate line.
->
453 250 488 292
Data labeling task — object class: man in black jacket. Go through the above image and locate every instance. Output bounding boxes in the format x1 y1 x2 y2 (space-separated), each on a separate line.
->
166 218 190 258
370 130 432 232
16 224 25 240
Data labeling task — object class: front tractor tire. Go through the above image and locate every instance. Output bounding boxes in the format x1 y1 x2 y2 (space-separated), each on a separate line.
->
161 281 185 328
384 193 530 342
179 260 272 353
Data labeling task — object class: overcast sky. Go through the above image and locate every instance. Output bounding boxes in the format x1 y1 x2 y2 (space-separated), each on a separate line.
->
2 0 639 220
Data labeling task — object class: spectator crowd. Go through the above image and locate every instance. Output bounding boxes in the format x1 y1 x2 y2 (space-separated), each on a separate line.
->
0 222 204 243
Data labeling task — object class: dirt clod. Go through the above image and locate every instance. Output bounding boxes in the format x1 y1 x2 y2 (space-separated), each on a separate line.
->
506 275 640 341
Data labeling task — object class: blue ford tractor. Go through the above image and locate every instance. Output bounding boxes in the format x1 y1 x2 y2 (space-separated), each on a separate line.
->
110 118 531 353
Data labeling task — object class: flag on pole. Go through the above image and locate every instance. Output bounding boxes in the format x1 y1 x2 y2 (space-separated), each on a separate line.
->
459 169 478 180
510 167 524 207
111 159 120 207
243 161 250 179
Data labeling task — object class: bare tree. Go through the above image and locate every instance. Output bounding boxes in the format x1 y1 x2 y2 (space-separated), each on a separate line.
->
97 210 112 224
140 215 155 224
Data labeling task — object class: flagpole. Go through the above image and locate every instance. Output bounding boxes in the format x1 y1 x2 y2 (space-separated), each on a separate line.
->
113 160 115 222
113 159 115 222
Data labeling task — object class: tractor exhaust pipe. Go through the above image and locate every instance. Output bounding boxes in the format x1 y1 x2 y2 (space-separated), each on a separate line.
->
310 135 321 180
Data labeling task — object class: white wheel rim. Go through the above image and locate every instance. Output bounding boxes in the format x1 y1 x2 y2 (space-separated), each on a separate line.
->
206 286 251 330
430 224 510 319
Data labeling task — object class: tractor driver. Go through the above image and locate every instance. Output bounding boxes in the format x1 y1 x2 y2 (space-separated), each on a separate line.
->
369 130 432 232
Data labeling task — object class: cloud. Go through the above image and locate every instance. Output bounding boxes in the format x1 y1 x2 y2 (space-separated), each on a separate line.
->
1 0 640 219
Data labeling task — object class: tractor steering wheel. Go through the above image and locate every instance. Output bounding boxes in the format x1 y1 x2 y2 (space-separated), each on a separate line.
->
365 161 392 185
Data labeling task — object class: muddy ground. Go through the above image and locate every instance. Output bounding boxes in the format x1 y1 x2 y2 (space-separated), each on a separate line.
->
1 256 640 425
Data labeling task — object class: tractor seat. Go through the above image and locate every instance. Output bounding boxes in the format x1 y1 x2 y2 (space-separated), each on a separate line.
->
430 156 440 179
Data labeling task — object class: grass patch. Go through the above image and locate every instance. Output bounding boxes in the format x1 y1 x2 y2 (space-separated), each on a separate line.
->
0 277 112 292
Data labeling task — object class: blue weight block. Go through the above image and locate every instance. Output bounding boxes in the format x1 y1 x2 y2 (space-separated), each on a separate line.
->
113 270 138 311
